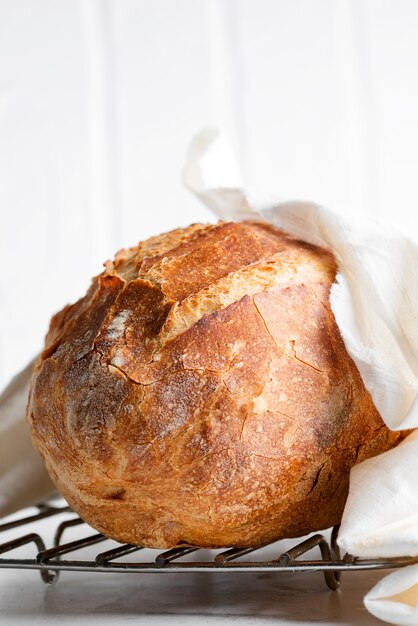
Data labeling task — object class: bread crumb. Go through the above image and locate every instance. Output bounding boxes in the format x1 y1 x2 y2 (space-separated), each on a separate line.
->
107 310 131 340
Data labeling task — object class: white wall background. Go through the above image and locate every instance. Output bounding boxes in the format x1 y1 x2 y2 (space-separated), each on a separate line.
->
0 0 418 390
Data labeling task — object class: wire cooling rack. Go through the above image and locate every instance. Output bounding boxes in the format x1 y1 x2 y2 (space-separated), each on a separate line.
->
1 500 417 590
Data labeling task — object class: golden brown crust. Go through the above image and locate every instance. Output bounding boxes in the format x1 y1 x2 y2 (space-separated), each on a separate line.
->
27 221 403 548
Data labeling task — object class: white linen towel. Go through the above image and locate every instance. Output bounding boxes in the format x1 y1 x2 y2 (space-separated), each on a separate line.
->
0 360 54 518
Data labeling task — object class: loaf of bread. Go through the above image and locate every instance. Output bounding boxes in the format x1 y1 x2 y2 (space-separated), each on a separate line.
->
27 221 403 548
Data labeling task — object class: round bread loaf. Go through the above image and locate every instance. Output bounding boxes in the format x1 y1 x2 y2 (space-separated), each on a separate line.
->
27 221 402 548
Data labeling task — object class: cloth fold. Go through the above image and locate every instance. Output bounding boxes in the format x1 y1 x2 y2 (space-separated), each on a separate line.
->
338 430 418 559
0 360 55 518
365 565 418 626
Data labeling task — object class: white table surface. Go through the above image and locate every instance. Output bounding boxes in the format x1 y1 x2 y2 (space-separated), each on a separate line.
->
0 508 385 625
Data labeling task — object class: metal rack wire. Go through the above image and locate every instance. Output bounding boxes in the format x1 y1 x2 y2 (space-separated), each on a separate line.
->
2 501 418 590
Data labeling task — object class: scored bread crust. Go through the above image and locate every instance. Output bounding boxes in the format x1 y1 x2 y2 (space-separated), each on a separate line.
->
27 221 403 548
